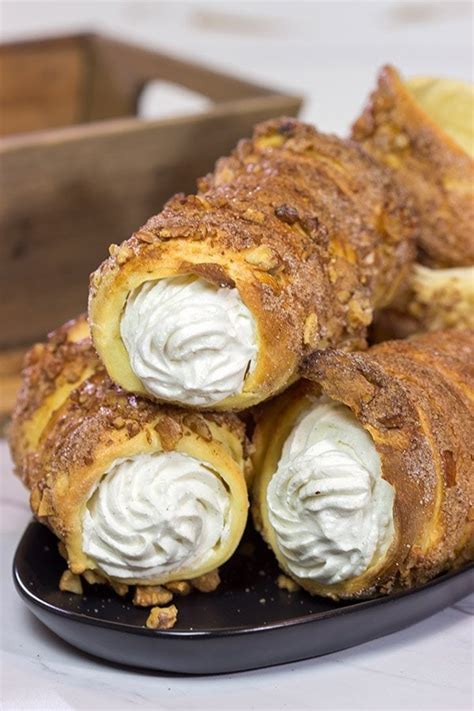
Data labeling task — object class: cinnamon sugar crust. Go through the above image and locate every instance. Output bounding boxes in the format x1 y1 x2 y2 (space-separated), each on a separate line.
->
297 330 474 597
252 331 473 599
9 314 99 488
370 264 474 341
352 65 474 268
89 117 416 411
9 319 250 588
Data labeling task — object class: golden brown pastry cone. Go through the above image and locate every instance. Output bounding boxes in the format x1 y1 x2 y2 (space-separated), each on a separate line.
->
9 314 99 488
371 265 474 342
89 117 416 411
252 330 474 600
352 65 474 268
9 319 249 587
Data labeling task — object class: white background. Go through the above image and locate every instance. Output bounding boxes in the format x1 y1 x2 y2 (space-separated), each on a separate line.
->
1 0 473 132
1 1 473 710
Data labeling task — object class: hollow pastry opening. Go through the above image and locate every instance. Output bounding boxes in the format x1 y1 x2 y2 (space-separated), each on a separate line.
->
120 275 258 406
267 397 395 586
82 451 231 580
405 77 474 157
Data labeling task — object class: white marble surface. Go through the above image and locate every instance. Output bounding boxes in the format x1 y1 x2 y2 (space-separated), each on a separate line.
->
1 441 473 710
1 2 473 709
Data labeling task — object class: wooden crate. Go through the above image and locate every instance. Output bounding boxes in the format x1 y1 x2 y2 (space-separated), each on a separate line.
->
0 33 302 424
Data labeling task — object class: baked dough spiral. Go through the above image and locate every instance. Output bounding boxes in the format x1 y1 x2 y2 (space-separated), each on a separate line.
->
353 65 474 338
252 330 473 599
89 117 416 411
9 317 249 586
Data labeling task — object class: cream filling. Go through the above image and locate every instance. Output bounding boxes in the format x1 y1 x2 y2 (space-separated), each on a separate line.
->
267 399 395 585
120 276 258 406
82 452 231 580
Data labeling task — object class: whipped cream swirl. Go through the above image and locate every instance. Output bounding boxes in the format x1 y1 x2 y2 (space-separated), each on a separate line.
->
267 399 394 585
82 452 231 580
120 276 257 406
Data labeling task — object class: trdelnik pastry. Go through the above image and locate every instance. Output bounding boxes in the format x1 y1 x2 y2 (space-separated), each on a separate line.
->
352 65 474 338
89 117 416 411
9 317 250 589
252 330 474 599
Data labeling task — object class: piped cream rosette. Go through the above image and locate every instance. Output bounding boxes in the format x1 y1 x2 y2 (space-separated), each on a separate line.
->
252 330 474 599
89 118 416 412
9 317 249 587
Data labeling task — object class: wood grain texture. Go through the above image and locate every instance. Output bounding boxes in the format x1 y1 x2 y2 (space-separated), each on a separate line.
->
0 36 86 135
89 117 416 411
0 33 301 353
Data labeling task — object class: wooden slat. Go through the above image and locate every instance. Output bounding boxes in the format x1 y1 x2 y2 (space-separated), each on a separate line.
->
0 93 301 350
0 36 87 136
86 34 274 110
0 32 302 421
0 347 25 434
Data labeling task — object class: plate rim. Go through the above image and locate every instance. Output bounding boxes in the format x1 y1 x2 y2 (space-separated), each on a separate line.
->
13 520 474 640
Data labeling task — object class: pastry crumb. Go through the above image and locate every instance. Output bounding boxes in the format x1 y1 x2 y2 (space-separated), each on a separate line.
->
110 581 129 597
59 570 83 595
57 541 68 560
82 570 107 586
133 585 173 607
276 574 301 593
164 580 192 596
146 604 178 630
191 569 221 592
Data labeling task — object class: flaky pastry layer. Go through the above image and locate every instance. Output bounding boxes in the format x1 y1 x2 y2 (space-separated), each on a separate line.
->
352 65 474 269
9 318 250 586
252 330 474 599
89 117 416 411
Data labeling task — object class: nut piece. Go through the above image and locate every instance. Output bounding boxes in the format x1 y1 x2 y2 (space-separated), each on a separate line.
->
37 489 54 517
145 605 178 630
59 570 83 595
276 574 301 593
182 414 212 442
191 569 221 593
164 580 192 596
82 570 107 586
133 585 173 607
347 298 372 327
30 487 41 514
136 230 155 243
154 415 183 451
242 207 265 224
244 245 279 271
303 312 318 345
108 242 132 264
110 581 129 597
274 203 299 225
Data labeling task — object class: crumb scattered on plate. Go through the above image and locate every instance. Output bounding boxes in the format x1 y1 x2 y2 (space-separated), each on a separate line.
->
146 604 178 630
276 574 301 593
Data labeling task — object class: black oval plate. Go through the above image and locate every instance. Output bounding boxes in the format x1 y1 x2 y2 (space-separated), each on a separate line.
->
13 520 473 674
